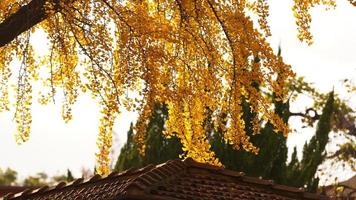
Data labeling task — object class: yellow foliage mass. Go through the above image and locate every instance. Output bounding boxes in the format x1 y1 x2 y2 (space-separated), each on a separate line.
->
0 0 346 175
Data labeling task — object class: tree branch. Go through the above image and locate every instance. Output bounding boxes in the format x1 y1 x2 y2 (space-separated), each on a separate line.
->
0 0 48 47
289 108 320 121
0 0 74 47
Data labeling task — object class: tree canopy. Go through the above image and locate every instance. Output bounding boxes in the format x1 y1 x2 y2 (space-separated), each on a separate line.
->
0 168 17 185
0 0 355 175
115 84 337 191
0 167 75 186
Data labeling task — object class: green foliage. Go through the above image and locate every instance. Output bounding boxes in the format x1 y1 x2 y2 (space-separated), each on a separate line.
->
114 104 182 172
52 169 75 183
0 168 17 185
286 91 335 192
51 174 67 183
23 172 48 187
0 168 76 186
210 95 289 183
114 123 142 171
141 104 183 166
115 91 335 192
66 169 74 182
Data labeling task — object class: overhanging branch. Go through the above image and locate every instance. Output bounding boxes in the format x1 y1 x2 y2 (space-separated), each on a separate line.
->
0 0 73 47
0 0 49 47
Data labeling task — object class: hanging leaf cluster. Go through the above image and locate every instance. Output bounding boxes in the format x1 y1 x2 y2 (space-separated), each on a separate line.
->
0 0 347 175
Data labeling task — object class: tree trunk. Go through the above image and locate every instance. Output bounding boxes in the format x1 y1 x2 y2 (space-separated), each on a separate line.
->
0 0 54 47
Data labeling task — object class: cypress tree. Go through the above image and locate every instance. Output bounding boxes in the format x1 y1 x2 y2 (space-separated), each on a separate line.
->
141 104 182 166
210 91 290 183
286 91 334 191
66 169 74 182
114 104 182 172
114 92 335 192
114 123 142 171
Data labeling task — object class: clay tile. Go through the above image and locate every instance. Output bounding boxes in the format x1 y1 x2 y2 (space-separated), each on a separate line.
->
138 164 155 172
142 174 158 184
153 167 169 178
89 174 102 182
130 181 147 190
146 171 162 181
272 184 304 193
28 188 40 194
20 188 33 196
37 185 50 193
241 176 273 185
168 159 186 169
3 192 14 199
121 167 135 175
303 192 328 199
164 163 178 174
219 169 245 178
169 162 186 172
55 181 67 189
185 158 222 171
156 163 166 168
136 175 152 186
167 160 177 164
70 178 84 185
146 171 162 182
150 188 159 195
183 157 195 165
108 171 118 177
155 160 173 169
157 165 174 176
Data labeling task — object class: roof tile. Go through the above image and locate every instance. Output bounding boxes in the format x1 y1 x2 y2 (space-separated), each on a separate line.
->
3 159 330 200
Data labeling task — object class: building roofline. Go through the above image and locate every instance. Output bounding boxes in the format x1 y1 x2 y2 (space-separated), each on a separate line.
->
4 158 329 200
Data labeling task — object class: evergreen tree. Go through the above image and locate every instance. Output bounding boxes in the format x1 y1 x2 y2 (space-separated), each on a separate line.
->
141 104 182 166
210 54 290 182
114 123 142 171
114 104 182 172
66 169 74 182
51 169 75 183
286 91 334 192
210 94 289 183
114 92 335 192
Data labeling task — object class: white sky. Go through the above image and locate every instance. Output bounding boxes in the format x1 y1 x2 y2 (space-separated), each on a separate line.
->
0 0 355 184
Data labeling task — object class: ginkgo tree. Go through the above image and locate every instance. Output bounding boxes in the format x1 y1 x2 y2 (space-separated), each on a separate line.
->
0 0 353 175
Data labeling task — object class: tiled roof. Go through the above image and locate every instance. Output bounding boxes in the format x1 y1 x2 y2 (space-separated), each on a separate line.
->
0 186 36 198
3 159 329 200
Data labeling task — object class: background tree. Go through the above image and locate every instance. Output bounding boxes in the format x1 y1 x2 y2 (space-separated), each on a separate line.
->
0 168 77 186
66 169 74 182
210 90 336 192
0 168 17 186
114 123 142 171
285 91 335 192
140 104 183 166
23 172 48 187
22 170 76 186
51 169 75 183
115 89 343 192
114 104 182 172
